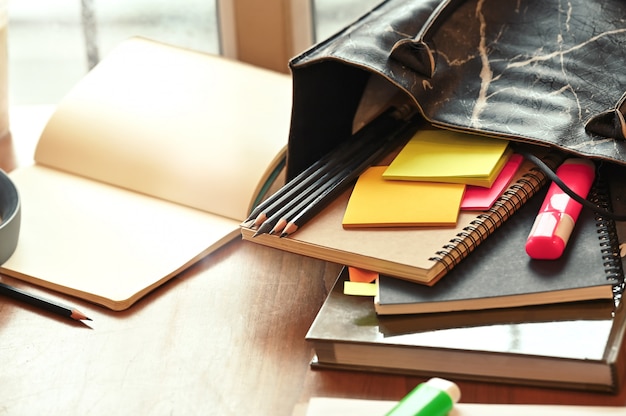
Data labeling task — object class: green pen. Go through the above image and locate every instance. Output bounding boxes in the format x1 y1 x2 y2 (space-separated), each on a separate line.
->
385 378 461 416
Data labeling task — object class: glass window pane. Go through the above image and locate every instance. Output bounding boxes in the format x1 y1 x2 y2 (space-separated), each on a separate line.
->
312 0 382 42
96 0 218 57
8 0 219 105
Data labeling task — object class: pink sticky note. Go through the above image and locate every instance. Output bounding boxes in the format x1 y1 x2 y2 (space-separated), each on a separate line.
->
461 153 524 210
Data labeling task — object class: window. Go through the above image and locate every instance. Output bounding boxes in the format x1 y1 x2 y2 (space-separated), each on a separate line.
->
8 0 381 105
9 0 219 105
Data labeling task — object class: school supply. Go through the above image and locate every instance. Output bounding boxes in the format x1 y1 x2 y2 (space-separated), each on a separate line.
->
1 37 291 310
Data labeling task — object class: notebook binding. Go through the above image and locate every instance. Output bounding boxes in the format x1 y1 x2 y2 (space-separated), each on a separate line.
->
431 151 562 272
591 177 625 304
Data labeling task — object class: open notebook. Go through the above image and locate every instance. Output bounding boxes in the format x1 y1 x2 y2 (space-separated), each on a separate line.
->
1 37 292 310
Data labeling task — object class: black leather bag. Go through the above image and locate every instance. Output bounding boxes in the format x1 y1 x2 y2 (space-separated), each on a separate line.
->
286 0 626 178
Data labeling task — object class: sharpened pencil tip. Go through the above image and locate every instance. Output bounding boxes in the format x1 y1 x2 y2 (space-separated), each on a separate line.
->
253 222 273 237
240 219 255 228
281 223 298 237
269 219 287 235
71 309 92 321
253 213 267 228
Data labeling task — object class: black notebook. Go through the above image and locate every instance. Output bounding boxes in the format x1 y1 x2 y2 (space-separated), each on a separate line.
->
375 180 624 315
306 267 626 392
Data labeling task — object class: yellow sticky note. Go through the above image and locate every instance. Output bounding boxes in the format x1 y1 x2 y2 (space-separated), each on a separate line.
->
383 129 510 187
342 166 465 228
344 280 378 297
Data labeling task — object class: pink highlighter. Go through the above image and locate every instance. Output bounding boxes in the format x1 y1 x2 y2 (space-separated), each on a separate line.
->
525 158 596 260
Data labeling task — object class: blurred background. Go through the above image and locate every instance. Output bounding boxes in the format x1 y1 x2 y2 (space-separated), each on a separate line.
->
7 0 381 105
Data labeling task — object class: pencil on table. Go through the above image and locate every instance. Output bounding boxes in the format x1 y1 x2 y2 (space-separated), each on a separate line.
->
0 281 92 321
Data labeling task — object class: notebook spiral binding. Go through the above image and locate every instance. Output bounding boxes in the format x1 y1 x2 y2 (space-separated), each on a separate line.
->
430 150 563 273
592 176 626 304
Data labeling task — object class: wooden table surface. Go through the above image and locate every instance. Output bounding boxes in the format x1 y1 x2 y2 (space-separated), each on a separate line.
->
1 128 626 415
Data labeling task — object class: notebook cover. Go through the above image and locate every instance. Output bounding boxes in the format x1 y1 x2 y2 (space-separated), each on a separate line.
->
375 182 623 315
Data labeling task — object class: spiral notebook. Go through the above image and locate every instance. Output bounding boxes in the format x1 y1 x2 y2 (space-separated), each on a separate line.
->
242 146 562 285
375 180 624 314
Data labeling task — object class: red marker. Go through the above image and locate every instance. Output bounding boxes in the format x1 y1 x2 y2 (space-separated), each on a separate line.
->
525 158 595 260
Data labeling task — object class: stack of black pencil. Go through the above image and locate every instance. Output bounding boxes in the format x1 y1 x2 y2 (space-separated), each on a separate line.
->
243 106 420 237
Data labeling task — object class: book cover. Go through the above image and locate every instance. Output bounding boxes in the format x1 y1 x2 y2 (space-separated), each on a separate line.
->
1 37 292 310
306 267 626 392
375 180 624 315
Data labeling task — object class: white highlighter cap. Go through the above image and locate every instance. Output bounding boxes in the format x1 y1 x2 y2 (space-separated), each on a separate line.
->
426 377 461 403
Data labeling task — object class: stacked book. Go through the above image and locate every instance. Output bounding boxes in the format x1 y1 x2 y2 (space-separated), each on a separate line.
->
241 116 626 392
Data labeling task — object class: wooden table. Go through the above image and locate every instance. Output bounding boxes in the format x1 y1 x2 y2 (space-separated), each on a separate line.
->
1 128 625 415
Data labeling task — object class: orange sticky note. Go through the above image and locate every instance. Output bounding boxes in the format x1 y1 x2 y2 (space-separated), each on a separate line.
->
348 266 378 283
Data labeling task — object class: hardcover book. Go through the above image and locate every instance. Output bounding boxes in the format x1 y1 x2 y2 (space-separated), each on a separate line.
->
306 267 626 392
